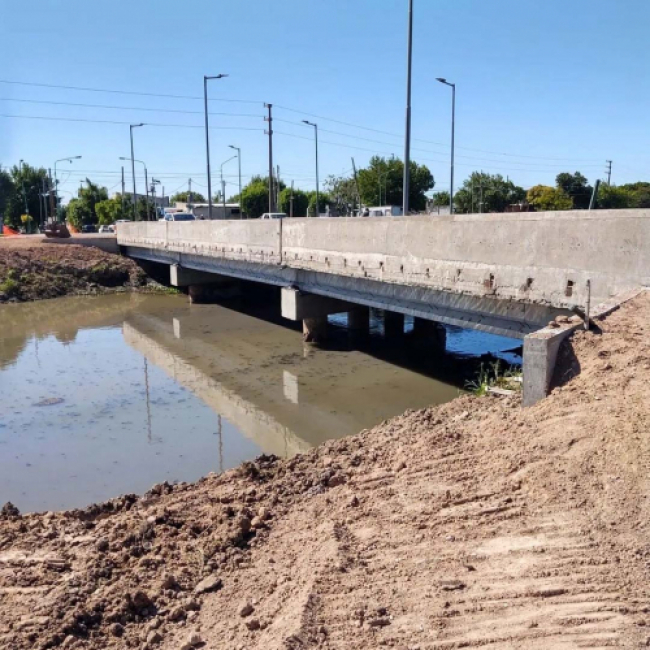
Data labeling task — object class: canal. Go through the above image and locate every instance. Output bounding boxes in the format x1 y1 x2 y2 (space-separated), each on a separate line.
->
0 291 521 512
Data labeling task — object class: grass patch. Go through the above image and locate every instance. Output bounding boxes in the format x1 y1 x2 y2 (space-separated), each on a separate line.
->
466 360 522 396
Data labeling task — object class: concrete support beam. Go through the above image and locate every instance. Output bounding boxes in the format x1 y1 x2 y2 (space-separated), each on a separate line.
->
348 307 370 333
281 287 353 321
412 317 447 352
171 264 229 287
384 311 405 338
303 316 328 344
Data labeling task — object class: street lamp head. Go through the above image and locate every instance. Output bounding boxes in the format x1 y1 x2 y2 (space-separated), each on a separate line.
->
228 145 238 151
436 77 446 83
206 74 228 80
131 123 144 128
72 156 82 160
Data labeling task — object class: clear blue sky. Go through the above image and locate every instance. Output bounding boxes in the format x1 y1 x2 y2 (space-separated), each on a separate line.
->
1 0 648 202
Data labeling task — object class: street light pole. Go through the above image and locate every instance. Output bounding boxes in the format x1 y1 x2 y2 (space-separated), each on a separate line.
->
129 124 144 220
403 0 414 216
228 145 242 218
18 160 29 215
436 78 456 214
303 121 319 216
204 74 229 220
53 155 82 221
120 155 148 220
220 155 237 219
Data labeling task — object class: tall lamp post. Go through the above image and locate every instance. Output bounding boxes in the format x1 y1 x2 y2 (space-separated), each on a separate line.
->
120 156 148 220
18 160 29 215
54 155 82 220
128 124 144 220
220 155 237 216
204 74 229 220
403 0 414 216
436 77 456 214
302 120 319 216
228 144 242 218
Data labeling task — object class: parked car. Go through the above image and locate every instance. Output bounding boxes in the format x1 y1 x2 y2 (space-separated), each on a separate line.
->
98 225 115 234
260 213 287 220
163 212 196 222
81 224 97 233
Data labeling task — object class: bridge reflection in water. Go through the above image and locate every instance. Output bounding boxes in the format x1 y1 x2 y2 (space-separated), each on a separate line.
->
121 303 460 461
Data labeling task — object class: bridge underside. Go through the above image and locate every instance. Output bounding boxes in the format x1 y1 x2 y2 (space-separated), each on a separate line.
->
123 245 570 340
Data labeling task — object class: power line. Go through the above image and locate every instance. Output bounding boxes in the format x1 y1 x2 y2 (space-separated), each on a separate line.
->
0 79 260 104
0 97 263 118
1 78 605 164
0 113 262 130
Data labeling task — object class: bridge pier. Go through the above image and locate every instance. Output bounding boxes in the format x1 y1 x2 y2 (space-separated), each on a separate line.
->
348 307 370 337
281 287 358 343
412 317 447 352
384 311 405 338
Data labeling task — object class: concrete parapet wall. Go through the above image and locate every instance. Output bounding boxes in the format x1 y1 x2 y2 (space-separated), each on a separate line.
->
118 220 281 266
118 210 650 311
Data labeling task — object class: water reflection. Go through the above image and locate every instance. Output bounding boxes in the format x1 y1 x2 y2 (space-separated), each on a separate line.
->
0 293 520 513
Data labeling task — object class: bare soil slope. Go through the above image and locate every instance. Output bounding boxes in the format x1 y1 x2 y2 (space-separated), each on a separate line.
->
1 293 649 649
0 243 147 302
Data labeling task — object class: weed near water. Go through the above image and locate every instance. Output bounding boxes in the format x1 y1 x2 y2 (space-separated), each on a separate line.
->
466 360 522 396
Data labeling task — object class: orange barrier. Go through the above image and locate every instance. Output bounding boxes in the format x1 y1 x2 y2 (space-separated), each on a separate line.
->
2 225 20 236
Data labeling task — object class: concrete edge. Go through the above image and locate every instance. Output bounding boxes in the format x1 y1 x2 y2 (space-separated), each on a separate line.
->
522 286 647 407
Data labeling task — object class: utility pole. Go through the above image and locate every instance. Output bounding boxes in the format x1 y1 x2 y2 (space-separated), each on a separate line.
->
188 178 192 207
48 169 56 222
264 103 275 211
276 165 281 212
290 180 294 218
41 178 48 225
121 166 125 217
402 0 414 216
351 157 362 213
605 160 612 185
162 186 165 212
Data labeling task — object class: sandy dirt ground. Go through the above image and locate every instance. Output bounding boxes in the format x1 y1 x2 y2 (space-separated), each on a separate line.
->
1 292 649 649
0 241 147 302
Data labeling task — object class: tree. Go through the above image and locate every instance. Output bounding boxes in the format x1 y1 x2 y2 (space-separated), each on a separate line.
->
596 184 632 209
431 191 450 207
95 196 133 225
357 156 434 212
555 172 592 210
454 172 526 213
3 163 49 229
170 191 206 204
307 190 331 216
64 179 109 228
621 182 650 208
324 175 359 213
527 185 573 211
0 166 15 221
239 176 286 218
278 187 309 217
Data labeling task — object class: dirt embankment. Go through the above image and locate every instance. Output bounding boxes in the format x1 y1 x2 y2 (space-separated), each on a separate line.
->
0 242 148 302
2 293 650 649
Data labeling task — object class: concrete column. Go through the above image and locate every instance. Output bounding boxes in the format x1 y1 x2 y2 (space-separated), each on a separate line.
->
303 316 328 344
522 325 575 406
412 317 447 352
383 311 405 338
348 307 370 333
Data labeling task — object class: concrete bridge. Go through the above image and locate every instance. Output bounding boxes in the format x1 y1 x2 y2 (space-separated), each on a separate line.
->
117 210 650 405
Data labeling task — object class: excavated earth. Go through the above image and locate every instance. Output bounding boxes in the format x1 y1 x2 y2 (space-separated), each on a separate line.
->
0 242 147 302
1 293 650 649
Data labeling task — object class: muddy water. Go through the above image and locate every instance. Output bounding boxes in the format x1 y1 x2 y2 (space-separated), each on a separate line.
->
0 293 520 512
